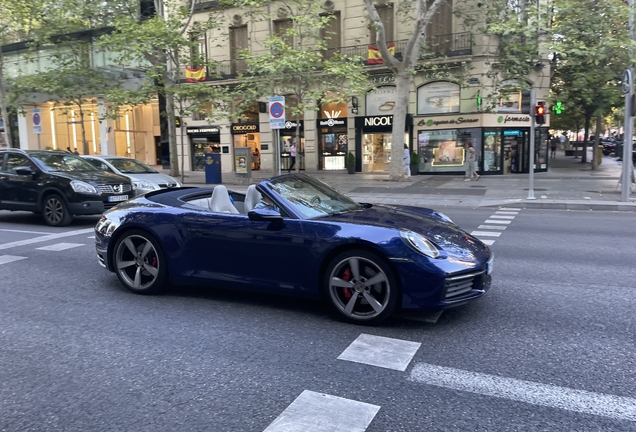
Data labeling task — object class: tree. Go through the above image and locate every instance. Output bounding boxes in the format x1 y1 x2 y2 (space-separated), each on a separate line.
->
101 0 226 177
233 0 369 173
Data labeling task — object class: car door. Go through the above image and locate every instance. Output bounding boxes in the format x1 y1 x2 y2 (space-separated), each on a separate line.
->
0 153 8 204
177 209 313 294
2 153 39 210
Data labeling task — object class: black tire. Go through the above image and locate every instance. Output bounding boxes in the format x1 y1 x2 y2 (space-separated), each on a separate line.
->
324 249 399 325
112 229 167 295
42 194 72 227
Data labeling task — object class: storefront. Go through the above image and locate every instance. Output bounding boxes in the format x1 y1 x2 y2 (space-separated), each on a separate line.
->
231 122 261 171
316 118 348 170
280 120 305 171
413 113 549 175
187 126 221 171
354 115 411 173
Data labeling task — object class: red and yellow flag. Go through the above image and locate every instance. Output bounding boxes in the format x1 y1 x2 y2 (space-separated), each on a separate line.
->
185 66 206 82
367 43 395 65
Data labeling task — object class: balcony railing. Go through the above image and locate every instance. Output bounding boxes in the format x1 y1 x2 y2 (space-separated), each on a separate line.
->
184 32 472 82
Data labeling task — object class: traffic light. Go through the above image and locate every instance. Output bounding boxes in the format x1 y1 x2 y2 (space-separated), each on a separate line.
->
521 90 532 114
535 102 546 124
551 101 565 115
175 116 181 128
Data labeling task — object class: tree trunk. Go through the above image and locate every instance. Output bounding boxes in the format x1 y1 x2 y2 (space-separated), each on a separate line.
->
390 72 410 180
582 114 591 163
592 114 602 170
163 80 180 177
0 46 13 148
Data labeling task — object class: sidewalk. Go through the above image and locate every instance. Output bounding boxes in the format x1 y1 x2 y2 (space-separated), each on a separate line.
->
163 150 636 211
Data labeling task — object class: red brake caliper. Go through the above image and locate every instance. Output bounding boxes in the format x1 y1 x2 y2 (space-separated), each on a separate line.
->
151 257 157 267
342 268 352 300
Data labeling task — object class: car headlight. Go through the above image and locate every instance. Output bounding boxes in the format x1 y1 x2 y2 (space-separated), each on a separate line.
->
400 229 440 258
133 180 156 190
95 216 119 237
71 180 98 194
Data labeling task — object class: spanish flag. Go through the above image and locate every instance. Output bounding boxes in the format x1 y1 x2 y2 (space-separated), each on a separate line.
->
367 43 395 65
185 66 206 82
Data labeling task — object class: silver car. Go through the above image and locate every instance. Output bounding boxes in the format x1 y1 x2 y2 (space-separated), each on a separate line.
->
82 156 181 196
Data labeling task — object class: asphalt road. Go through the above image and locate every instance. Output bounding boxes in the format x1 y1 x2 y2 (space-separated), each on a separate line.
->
0 207 634 432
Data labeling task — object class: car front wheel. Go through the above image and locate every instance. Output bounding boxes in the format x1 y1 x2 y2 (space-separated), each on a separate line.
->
325 249 398 325
113 230 167 295
42 194 72 227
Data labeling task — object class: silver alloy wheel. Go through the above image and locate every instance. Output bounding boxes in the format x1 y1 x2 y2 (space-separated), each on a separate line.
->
44 197 64 224
115 234 160 291
328 256 391 321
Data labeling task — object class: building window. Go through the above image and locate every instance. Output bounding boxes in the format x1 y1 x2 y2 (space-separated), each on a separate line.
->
369 4 394 44
320 12 341 59
230 25 248 74
426 0 452 40
417 82 460 115
192 102 212 121
274 19 294 46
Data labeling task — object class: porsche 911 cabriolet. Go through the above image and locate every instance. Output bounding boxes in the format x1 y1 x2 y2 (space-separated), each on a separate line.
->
95 173 493 324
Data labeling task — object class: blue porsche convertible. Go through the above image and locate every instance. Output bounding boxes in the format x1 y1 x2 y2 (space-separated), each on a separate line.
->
95 173 493 324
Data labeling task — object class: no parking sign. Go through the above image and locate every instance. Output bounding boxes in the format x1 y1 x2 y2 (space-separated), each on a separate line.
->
268 96 285 129
32 108 42 134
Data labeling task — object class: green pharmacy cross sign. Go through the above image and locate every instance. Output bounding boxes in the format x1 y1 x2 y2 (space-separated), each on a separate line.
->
551 101 565 115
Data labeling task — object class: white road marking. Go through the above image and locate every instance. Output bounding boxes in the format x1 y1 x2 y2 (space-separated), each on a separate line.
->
0 255 28 265
480 239 495 245
0 229 51 235
263 390 380 432
409 363 636 422
0 228 94 251
495 211 518 215
499 207 522 211
337 333 421 371
584 197 592 200
488 215 516 219
478 225 507 230
541 195 548 199
484 220 511 225
36 242 84 251
87 236 95 239
471 231 502 237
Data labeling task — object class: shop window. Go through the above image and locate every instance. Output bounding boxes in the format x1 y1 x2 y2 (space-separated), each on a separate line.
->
483 129 501 172
366 86 397 116
417 82 460 115
417 128 481 173
369 4 394 44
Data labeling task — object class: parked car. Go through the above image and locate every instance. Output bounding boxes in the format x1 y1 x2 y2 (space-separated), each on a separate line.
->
82 155 181 196
0 149 133 226
95 173 493 324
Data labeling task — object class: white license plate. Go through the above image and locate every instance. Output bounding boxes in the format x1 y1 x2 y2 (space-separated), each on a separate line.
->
108 195 128 202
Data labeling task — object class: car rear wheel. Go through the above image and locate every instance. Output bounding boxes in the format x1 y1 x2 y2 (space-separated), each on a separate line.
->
325 249 398 325
42 194 72 227
113 230 167 295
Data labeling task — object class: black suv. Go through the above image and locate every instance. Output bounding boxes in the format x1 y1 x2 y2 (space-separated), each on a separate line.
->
0 149 133 226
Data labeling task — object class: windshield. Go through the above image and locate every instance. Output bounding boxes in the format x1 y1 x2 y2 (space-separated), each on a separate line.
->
109 158 158 174
266 174 362 219
30 152 99 172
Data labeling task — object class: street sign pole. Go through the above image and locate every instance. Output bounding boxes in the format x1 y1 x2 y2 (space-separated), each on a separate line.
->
527 89 537 200
622 0 635 202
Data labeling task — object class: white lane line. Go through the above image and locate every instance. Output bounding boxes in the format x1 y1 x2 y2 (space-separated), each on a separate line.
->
36 243 84 251
484 220 511 225
478 225 507 230
263 390 380 432
0 228 94 251
409 363 636 422
0 229 51 235
495 211 518 215
480 239 495 245
0 255 28 265
499 207 522 211
471 231 502 237
337 333 421 372
87 236 95 239
488 215 516 219
541 195 548 199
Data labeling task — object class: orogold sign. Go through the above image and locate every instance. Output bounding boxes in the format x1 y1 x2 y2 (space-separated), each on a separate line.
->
231 124 259 133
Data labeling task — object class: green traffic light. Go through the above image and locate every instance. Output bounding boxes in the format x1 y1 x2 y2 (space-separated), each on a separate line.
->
552 101 565 115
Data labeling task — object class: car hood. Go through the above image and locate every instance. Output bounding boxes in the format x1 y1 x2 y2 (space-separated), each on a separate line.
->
325 204 489 259
125 173 179 186
52 170 130 184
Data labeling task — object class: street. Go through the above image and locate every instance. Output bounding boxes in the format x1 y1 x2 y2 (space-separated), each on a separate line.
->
0 207 635 431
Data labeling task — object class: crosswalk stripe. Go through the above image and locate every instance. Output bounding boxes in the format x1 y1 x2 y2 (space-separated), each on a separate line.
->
471 231 502 237
495 211 519 215
0 229 51 235
499 207 522 211
489 215 516 219
409 363 636 422
480 239 495 245
36 243 84 251
263 390 380 432
478 225 507 230
338 333 421 371
484 220 511 225
0 255 28 265
0 228 94 251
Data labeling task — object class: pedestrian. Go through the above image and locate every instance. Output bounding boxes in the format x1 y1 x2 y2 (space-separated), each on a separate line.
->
550 137 557 159
288 141 296 173
66 146 73 153
464 143 480 181
403 144 411 178
559 132 566 150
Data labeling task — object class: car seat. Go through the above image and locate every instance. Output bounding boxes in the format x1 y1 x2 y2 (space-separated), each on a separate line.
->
244 184 263 213
209 185 239 214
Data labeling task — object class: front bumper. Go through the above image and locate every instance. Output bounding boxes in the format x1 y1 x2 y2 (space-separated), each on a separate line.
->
68 200 105 215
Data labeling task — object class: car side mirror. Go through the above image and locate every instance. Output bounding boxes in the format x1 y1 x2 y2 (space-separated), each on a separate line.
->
248 208 283 222
15 166 35 177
